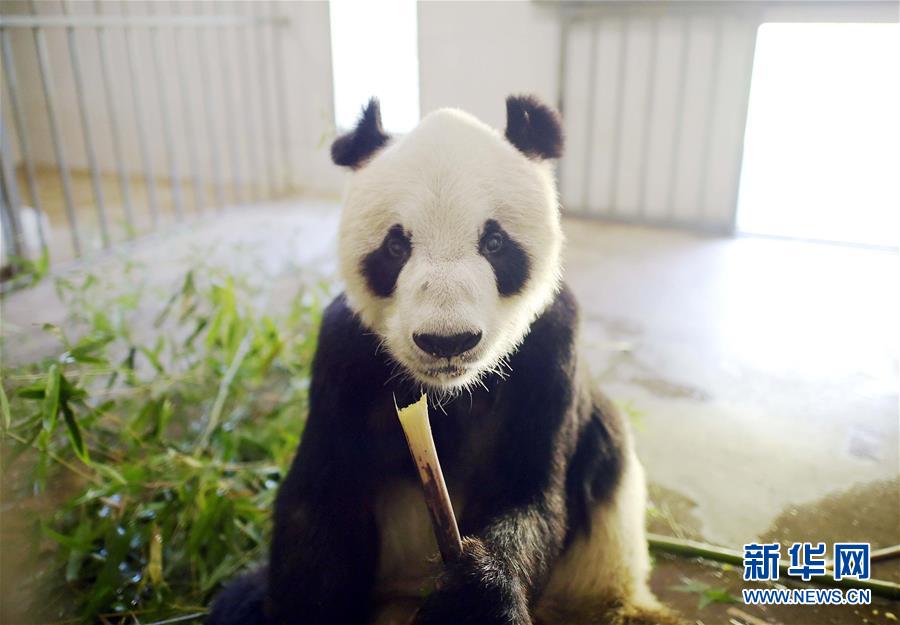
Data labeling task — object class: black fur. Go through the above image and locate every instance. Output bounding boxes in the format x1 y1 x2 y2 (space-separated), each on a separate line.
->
504 95 565 160
361 224 411 297
331 98 390 169
207 567 268 625
479 219 531 296
208 286 627 625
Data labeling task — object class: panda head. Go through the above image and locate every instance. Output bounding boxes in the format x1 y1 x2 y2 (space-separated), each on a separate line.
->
334 95 565 394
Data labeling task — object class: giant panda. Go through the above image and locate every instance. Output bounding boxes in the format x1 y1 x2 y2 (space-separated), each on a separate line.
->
208 96 684 625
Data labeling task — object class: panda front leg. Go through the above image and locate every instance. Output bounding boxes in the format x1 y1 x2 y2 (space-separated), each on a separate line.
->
268 497 378 624
414 497 566 625
268 408 379 624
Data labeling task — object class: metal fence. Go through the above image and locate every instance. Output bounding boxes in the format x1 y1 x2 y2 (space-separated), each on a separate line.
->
0 1 292 279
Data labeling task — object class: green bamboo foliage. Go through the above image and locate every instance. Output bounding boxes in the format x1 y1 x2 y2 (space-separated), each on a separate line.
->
1 263 326 623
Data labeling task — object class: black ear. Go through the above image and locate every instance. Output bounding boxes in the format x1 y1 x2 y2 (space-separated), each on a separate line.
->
331 98 390 169
504 95 564 160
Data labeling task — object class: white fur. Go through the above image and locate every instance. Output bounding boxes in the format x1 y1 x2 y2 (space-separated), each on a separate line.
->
541 449 658 609
373 481 441 596
338 108 563 394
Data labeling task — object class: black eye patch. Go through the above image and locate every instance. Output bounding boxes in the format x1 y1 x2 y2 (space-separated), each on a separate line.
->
479 219 530 296
361 224 411 297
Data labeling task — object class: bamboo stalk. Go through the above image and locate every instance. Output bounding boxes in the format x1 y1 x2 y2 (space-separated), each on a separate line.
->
870 544 900 563
648 533 900 600
824 543 900 568
395 394 463 563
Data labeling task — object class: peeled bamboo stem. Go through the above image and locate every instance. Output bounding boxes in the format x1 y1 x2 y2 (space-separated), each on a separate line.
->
395 394 463 563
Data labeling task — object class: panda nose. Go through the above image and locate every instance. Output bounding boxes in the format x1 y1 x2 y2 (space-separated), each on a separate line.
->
413 331 482 358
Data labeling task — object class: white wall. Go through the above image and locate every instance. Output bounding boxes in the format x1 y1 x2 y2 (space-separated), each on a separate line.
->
280 0 346 195
417 1 560 128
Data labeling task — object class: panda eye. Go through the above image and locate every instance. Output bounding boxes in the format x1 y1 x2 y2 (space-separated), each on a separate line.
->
385 232 410 260
481 231 505 255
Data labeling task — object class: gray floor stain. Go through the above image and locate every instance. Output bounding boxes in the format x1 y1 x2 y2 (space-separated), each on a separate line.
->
630 375 712 402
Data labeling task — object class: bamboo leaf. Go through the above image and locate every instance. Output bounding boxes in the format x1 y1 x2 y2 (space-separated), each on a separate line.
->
93 463 127 485
41 323 64 341
148 524 164 585
65 523 92 582
17 381 46 399
139 337 166 374
2 423 42 470
61 403 89 463
41 364 61 432
43 525 86 551
59 374 87 401
68 334 113 364
0 383 10 430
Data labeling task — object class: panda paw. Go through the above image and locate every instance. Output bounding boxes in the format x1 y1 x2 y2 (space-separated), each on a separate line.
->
414 537 532 625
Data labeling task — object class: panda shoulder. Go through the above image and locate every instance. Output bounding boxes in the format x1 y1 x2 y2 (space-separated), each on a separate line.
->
319 293 360 333
532 283 580 341
514 284 580 372
314 293 379 370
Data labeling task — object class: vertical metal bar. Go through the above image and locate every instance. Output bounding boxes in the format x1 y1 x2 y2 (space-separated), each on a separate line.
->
636 15 660 218
0 113 25 260
253 1 276 198
171 1 205 213
271 0 291 193
0 28 48 252
62 0 110 248
554 14 571 203
31 9 82 256
607 16 630 215
122 3 160 228
696 17 724 223
580 21 599 213
0 175 21 266
665 16 691 221
250 2 275 197
237 2 262 201
728 19 761 235
215 0 243 203
145 1 185 219
195 0 225 209
555 14 570 118
93 0 135 236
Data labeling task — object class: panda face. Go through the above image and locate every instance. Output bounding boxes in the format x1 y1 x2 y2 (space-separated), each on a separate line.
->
336 98 564 393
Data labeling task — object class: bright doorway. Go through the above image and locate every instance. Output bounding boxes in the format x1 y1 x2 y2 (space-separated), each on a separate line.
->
737 23 900 248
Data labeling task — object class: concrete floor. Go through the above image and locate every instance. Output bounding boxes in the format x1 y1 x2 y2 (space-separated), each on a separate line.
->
3 200 899 623
563 217 899 547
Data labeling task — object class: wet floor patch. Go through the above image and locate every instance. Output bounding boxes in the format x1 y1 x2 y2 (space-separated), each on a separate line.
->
761 477 900 583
